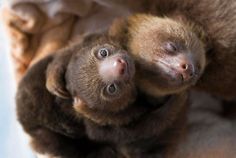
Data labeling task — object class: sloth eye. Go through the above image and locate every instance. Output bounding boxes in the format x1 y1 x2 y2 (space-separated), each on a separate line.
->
165 42 177 52
106 83 118 95
98 48 109 59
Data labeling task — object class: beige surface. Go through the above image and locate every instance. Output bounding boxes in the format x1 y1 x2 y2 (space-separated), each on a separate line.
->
1 0 139 82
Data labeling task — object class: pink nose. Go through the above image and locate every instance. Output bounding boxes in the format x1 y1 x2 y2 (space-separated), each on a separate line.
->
113 58 127 76
99 56 128 82
178 62 194 82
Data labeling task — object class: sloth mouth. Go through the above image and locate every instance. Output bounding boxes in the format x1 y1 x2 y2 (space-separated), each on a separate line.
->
154 59 199 86
154 60 184 84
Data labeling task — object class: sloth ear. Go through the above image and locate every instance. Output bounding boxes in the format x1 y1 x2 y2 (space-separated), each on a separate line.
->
46 49 72 99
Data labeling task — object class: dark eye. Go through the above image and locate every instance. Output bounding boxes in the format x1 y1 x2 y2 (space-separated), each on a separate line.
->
106 84 118 95
98 48 109 59
165 42 177 52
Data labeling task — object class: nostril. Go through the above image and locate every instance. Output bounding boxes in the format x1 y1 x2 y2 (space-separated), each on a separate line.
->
117 58 126 64
181 64 188 70
117 58 122 63
114 58 127 76
189 72 194 77
119 67 125 75
181 63 195 82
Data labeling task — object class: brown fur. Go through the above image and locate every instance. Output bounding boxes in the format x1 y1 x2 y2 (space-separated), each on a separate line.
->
16 35 136 158
150 0 236 99
17 33 188 157
109 14 206 97
46 33 189 157
85 92 188 158
111 0 236 99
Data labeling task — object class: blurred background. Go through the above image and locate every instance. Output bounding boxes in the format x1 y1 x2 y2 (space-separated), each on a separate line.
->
0 1 35 157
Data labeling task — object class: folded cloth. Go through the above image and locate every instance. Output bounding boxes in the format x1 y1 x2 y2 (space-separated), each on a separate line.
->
1 0 139 82
167 90 236 158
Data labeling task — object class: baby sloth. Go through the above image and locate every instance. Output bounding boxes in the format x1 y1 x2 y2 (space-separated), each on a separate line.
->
112 0 236 99
16 35 136 158
46 33 188 157
17 33 188 158
109 14 206 97
147 0 236 99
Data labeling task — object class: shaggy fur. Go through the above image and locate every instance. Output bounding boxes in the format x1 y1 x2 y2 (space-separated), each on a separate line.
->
148 0 236 99
85 92 187 158
109 14 206 97
16 34 188 158
16 35 134 158
110 0 236 99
